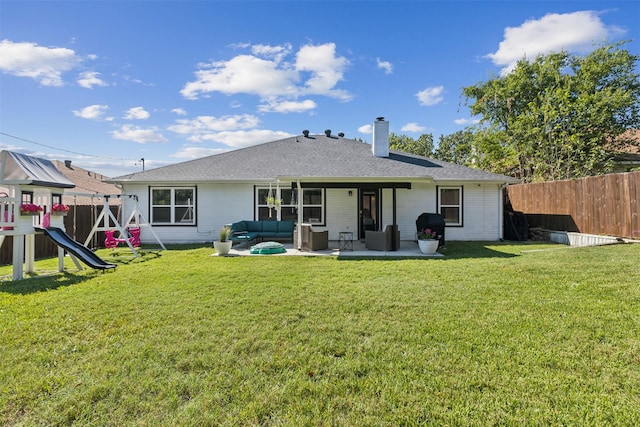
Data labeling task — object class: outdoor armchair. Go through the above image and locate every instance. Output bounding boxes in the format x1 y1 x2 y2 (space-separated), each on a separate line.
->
294 224 329 251
365 225 400 251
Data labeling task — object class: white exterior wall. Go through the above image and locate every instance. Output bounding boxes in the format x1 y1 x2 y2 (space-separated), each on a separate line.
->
440 182 503 241
122 180 504 245
390 184 437 240
381 182 503 242
325 188 358 240
122 182 256 244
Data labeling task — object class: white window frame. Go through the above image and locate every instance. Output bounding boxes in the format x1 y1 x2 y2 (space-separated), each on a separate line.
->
150 187 196 225
255 187 325 224
437 186 463 226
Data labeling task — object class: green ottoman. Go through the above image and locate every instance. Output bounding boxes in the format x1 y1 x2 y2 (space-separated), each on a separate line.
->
249 241 286 255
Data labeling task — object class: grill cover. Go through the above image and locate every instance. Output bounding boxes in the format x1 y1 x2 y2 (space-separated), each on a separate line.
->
416 213 445 247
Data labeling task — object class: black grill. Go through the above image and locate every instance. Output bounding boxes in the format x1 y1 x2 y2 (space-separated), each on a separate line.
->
416 213 445 247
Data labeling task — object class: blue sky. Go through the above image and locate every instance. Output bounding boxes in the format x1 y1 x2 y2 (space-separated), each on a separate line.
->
1 1 639 177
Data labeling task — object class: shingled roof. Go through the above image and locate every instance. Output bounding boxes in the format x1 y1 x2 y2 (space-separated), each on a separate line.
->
52 160 121 205
109 134 518 184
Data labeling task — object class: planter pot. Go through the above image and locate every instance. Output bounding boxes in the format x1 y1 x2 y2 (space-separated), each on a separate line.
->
52 211 68 217
20 212 40 216
418 239 439 254
214 240 232 256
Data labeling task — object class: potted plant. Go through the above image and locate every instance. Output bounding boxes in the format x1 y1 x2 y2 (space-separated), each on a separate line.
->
214 225 233 255
417 228 439 254
19 203 43 216
51 203 70 216
265 196 282 217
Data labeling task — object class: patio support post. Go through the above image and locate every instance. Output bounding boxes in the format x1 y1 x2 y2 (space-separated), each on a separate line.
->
296 179 303 250
391 187 398 251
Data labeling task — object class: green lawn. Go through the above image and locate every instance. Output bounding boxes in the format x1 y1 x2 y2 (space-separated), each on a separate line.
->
1 242 639 426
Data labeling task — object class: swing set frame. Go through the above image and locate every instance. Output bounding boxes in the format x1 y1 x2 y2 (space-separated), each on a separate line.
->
82 194 165 257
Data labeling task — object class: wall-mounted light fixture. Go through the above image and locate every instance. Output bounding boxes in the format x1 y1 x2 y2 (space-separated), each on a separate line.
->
348 190 353 197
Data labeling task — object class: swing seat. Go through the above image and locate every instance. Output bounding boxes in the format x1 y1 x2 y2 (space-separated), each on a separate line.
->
104 228 141 248
104 230 118 248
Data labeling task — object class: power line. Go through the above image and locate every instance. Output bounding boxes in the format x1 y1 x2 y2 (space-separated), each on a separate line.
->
0 131 139 162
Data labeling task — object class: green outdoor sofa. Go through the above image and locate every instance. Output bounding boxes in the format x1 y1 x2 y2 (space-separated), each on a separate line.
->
229 220 295 247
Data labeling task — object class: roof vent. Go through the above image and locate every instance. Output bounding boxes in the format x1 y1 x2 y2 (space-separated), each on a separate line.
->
338 132 345 138
64 160 72 168
302 130 309 137
325 129 332 137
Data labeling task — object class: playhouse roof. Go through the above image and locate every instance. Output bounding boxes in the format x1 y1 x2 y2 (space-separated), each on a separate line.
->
0 150 75 189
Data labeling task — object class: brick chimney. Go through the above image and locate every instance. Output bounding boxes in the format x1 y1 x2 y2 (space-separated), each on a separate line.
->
372 117 389 157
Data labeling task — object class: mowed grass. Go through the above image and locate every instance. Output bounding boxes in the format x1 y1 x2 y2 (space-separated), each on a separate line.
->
1 242 639 426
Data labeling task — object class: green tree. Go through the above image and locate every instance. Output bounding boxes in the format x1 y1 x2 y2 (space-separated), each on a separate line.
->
462 42 640 181
434 129 475 166
389 133 434 157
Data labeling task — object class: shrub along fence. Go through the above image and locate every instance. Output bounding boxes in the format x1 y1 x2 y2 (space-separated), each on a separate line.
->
0 205 118 266
506 171 640 239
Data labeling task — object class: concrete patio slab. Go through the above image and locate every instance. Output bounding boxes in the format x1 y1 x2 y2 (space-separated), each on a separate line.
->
214 240 445 258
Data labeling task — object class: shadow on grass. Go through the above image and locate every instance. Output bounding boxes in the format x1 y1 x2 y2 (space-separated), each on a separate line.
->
336 242 526 261
0 249 163 294
100 249 163 265
0 271 106 295
435 242 521 260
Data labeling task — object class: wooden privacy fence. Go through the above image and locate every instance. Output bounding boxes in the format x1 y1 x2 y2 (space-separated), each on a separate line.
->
506 171 640 239
0 205 118 266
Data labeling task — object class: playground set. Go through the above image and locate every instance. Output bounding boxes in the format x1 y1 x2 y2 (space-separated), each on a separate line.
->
0 150 164 281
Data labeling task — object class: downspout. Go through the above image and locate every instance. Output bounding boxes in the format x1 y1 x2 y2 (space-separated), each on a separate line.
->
296 179 302 250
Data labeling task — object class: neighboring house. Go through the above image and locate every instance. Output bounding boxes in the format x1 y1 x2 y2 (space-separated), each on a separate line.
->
51 160 121 206
611 129 640 173
108 118 519 245
612 150 640 173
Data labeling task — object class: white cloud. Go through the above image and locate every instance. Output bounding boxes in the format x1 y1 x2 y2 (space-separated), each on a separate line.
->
0 39 81 86
358 124 373 134
171 147 229 160
73 104 109 120
251 43 292 62
171 108 187 116
168 114 260 136
258 99 317 113
487 11 626 75
171 146 228 159
416 86 444 106
295 43 351 99
111 124 168 144
77 71 107 88
196 129 294 149
401 123 427 133
454 118 481 126
376 57 393 74
181 54 297 99
124 106 150 120
181 42 351 103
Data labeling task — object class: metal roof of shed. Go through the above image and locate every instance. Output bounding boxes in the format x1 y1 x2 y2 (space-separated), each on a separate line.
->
0 150 75 189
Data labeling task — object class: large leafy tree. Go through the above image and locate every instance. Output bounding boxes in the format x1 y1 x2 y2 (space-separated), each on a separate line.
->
434 130 475 166
462 42 640 181
389 133 434 157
